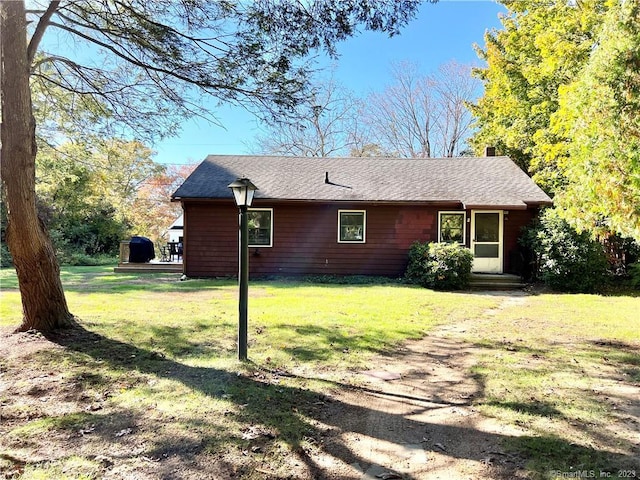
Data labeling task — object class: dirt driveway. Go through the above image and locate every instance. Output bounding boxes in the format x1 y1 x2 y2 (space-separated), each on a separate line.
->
297 296 531 479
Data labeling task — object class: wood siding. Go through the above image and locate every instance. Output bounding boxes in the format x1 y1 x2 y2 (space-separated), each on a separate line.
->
183 200 539 278
502 208 540 274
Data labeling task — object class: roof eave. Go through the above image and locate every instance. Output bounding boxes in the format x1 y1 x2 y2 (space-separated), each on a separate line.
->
175 196 465 206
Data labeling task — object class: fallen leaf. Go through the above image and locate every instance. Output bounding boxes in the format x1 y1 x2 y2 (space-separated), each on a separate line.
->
79 425 95 436
242 430 260 440
376 472 402 479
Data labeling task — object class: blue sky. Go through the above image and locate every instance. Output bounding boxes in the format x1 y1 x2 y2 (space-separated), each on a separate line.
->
153 0 506 165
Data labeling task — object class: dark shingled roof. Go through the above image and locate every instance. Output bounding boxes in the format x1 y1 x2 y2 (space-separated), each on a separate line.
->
172 155 552 209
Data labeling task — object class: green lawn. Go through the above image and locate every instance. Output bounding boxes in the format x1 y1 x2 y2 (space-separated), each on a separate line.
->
1 266 638 479
0 266 495 370
456 292 640 478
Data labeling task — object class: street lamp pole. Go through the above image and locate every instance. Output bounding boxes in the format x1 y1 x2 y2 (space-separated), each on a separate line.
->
238 203 249 361
228 178 258 362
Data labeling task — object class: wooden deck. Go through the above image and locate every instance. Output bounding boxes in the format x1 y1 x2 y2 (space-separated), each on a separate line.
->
116 240 183 273
114 262 183 274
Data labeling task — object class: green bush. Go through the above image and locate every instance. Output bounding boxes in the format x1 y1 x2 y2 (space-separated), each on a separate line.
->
0 242 12 268
627 263 640 289
1 240 115 267
519 209 610 293
59 251 117 266
405 241 473 290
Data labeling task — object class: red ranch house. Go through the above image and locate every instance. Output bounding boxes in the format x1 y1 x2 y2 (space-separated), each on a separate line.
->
171 154 552 278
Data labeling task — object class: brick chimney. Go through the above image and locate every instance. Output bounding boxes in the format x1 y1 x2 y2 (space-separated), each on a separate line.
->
484 146 496 157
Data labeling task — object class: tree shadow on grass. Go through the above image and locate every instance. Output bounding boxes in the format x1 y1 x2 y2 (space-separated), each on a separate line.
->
487 400 565 419
43 323 637 479
507 435 635 478
273 324 413 362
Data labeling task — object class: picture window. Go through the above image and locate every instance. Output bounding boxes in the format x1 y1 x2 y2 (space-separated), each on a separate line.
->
438 212 465 244
338 210 366 243
248 208 273 247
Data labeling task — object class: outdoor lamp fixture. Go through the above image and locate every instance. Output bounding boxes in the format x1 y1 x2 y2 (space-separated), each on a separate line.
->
228 178 258 361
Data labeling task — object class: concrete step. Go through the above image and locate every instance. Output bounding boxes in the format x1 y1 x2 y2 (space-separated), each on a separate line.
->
469 273 525 290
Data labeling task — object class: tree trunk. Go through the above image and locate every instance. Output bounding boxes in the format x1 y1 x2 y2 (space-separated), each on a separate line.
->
1 1 74 332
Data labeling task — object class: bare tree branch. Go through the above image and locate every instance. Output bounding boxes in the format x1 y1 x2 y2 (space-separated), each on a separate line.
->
361 60 478 158
251 73 363 157
27 1 60 64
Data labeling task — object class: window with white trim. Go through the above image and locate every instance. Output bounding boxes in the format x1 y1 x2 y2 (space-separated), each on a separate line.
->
338 210 366 243
438 211 466 244
248 208 273 247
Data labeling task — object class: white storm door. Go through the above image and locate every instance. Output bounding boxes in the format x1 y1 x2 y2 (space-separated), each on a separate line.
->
471 211 503 273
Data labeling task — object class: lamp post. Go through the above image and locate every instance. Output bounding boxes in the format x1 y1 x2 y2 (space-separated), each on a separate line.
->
228 178 258 361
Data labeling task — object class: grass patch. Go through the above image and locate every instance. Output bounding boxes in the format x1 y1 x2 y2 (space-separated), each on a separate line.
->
508 435 629 480
7 412 102 438
462 292 640 478
1 266 638 479
19 456 103 480
1 268 493 370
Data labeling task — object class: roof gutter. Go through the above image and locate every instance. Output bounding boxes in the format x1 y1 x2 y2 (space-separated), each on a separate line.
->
463 202 528 210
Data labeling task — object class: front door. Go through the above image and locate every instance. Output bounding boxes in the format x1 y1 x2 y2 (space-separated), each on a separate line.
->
471 211 503 273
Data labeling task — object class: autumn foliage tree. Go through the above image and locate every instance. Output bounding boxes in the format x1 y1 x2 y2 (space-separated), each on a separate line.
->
35 138 162 260
0 0 422 332
131 164 197 245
